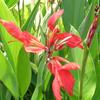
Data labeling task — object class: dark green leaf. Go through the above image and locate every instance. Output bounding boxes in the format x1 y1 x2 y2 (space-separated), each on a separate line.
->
0 83 12 100
61 0 85 31
4 0 19 8
78 4 94 39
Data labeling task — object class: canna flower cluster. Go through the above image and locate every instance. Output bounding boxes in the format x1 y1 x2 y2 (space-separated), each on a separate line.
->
0 9 83 100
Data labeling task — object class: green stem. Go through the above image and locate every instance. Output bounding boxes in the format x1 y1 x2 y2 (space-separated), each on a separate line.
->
22 0 24 22
19 97 23 100
18 1 22 27
79 42 89 100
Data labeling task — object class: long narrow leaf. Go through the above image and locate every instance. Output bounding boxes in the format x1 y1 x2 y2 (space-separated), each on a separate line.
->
22 0 40 31
0 50 19 99
17 48 31 97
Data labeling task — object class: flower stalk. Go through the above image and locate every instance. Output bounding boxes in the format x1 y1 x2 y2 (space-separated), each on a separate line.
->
79 42 89 100
79 6 99 100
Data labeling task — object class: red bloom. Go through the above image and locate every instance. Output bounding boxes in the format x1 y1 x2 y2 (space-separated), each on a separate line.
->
0 19 47 53
0 9 81 100
47 57 79 100
47 10 83 49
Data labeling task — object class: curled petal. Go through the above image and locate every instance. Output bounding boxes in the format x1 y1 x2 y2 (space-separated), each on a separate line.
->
63 63 80 70
58 69 75 96
52 76 62 100
48 9 64 31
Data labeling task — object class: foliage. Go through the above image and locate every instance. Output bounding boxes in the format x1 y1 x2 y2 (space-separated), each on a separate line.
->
0 0 99 100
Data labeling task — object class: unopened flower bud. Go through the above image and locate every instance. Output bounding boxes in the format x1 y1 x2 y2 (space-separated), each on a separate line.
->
86 6 99 47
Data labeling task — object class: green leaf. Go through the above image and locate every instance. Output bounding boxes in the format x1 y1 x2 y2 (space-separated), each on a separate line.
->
30 62 38 73
92 55 100 100
31 86 43 100
0 84 12 100
0 50 19 99
69 26 96 100
43 67 51 91
37 54 46 87
17 48 31 97
61 0 85 31
90 33 98 59
78 0 98 39
4 0 19 8
92 22 100 100
78 4 94 39
22 0 40 31
31 54 46 100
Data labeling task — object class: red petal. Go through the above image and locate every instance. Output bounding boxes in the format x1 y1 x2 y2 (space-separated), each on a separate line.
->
52 76 62 100
66 34 83 48
49 29 57 47
56 33 71 39
55 44 65 50
78 43 83 49
47 59 62 75
63 63 80 70
48 9 64 31
56 33 83 48
0 19 21 38
0 19 47 50
53 56 69 63
24 46 44 53
47 61 54 74
22 31 46 48
49 28 59 47
58 69 75 96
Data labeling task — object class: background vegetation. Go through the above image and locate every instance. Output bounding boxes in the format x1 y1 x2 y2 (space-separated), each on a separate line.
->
0 0 100 100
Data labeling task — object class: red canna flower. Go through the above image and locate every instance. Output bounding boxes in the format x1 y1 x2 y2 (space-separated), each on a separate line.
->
47 10 83 49
47 57 79 100
0 9 82 100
